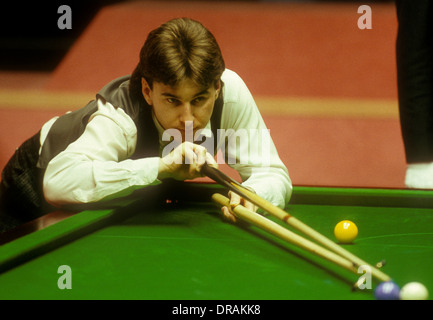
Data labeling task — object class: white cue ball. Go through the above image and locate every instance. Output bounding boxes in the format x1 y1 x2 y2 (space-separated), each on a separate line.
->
400 282 429 300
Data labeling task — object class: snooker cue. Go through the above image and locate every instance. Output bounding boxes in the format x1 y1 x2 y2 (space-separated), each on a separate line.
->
202 164 391 283
212 194 360 276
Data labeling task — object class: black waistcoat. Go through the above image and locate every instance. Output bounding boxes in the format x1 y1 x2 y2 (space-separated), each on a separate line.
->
0 76 224 224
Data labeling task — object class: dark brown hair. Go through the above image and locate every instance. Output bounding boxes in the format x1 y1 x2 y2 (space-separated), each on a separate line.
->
130 18 225 97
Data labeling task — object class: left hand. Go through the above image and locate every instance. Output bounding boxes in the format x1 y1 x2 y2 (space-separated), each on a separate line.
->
220 191 257 223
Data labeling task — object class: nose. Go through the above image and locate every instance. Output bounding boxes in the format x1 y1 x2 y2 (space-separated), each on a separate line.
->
179 103 194 124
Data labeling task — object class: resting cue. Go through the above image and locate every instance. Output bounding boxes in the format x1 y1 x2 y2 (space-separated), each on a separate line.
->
202 164 391 283
212 193 360 276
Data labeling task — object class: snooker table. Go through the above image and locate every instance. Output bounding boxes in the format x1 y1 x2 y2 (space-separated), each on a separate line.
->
0 182 432 301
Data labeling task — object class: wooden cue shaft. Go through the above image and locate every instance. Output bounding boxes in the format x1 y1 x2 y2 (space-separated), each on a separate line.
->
212 193 359 275
227 183 392 283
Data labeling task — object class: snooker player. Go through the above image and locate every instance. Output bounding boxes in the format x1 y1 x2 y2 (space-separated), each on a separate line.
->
0 18 292 233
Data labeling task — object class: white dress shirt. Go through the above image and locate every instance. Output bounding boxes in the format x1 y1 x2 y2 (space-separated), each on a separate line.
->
42 69 292 208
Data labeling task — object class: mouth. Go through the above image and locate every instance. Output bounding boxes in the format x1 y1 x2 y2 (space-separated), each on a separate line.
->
178 127 200 143
178 127 198 133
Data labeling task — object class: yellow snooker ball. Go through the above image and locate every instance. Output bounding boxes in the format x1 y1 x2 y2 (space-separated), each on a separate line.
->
334 220 358 244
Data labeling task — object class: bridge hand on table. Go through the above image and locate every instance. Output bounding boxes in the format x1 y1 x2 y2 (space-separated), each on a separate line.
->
221 190 258 223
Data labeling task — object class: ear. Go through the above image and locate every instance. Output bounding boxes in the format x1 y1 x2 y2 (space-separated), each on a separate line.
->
141 77 153 105
214 80 221 99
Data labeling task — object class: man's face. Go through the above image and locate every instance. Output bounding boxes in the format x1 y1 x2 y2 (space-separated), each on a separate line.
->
141 78 221 142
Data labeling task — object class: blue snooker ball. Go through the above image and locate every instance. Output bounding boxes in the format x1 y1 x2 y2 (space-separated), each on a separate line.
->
374 281 400 300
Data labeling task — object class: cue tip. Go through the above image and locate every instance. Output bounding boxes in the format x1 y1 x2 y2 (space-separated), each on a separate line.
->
351 277 365 292
375 260 386 269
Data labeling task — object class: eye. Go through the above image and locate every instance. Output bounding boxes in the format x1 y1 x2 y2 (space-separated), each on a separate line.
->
166 98 178 104
192 96 206 105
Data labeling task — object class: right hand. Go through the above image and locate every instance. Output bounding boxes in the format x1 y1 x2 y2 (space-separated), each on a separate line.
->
158 141 217 181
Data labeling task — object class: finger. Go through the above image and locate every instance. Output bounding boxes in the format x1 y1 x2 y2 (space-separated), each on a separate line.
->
183 143 197 167
194 146 207 172
229 191 241 207
221 206 237 223
242 199 258 213
204 152 218 168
